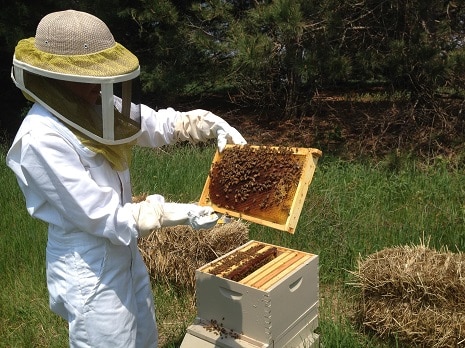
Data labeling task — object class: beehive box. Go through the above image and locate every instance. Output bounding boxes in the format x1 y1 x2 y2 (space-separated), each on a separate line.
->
189 240 319 347
199 145 321 234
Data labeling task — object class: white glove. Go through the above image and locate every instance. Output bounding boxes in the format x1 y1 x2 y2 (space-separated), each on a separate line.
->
160 202 219 229
128 194 219 237
174 110 247 152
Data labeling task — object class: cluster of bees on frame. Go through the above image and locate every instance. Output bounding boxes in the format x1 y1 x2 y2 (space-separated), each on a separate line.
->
208 145 304 214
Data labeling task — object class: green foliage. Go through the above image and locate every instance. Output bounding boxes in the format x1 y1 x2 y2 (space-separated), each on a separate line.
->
339 0 462 102
223 0 316 116
444 48 465 96
2 0 465 117
118 0 185 101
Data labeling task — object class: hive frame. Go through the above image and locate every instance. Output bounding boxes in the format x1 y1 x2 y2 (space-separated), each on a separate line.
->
199 145 322 233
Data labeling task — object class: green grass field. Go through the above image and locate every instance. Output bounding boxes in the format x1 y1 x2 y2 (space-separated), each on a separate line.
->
1 143 464 347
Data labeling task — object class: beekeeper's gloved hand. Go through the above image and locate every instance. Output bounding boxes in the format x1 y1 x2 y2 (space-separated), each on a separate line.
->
127 194 219 237
174 110 247 152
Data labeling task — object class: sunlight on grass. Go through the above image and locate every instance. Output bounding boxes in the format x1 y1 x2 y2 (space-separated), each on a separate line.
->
2 143 465 347
131 143 216 202
153 283 196 347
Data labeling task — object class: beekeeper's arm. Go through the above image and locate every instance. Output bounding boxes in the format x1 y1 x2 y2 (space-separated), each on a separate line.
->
125 194 218 238
137 106 246 151
7 127 217 245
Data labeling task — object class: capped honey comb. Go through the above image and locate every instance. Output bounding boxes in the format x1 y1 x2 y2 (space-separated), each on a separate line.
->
199 144 322 233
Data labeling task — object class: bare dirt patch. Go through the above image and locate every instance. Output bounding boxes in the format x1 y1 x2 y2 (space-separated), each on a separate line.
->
196 93 465 161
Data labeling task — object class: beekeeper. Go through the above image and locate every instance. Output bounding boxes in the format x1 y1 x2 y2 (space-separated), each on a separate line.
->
6 9 246 348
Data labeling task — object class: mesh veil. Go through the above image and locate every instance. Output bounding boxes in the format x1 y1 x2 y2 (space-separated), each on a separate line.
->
12 10 142 155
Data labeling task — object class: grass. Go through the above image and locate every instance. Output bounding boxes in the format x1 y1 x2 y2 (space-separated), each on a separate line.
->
1 142 465 347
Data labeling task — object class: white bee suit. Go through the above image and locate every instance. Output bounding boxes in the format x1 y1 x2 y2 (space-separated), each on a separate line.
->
8 9 247 348
6 102 244 347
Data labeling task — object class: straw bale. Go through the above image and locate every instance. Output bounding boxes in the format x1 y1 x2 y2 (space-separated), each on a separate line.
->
138 220 249 290
349 242 465 347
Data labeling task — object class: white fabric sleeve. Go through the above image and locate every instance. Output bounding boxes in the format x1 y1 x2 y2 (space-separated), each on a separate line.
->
8 130 138 246
173 109 246 147
136 105 246 150
136 106 180 147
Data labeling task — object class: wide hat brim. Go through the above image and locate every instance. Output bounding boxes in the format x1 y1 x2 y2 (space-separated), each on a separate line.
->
15 37 139 78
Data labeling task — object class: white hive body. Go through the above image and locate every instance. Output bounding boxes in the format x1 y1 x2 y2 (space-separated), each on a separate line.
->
181 240 319 347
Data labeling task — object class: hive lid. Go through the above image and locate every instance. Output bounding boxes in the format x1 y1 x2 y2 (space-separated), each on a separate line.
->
199 144 322 233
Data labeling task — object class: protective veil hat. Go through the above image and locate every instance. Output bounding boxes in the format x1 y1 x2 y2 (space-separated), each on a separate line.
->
11 9 142 146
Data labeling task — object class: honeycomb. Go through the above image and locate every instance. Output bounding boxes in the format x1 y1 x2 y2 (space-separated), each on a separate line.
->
206 242 278 281
200 241 315 289
207 145 305 225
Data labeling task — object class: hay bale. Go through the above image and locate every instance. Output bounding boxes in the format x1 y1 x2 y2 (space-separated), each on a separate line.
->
138 220 249 290
349 242 465 347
